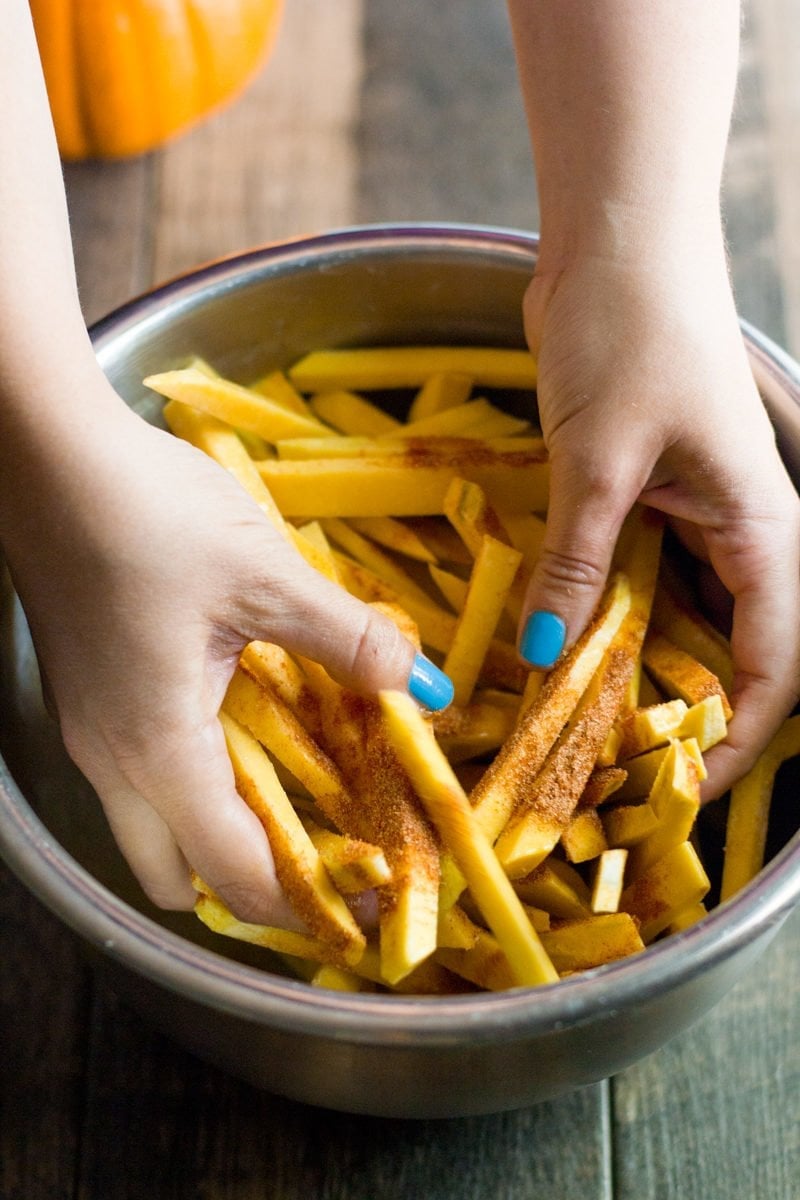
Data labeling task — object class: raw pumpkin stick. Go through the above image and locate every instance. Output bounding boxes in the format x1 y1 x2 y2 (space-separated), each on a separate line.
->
721 715 800 901
144 342 790 995
219 712 365 966
378 690 558 987
288 345 538 391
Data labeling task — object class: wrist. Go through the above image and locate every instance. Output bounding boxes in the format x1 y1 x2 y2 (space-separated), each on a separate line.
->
535 195 728 281
0 367 140 550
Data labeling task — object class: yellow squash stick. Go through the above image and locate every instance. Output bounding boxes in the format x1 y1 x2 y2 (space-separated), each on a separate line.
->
642 630 733 720
275 434 545 460
194 881 341 963
620 841 710 943
161 399 339 584
194 880 388 986
721 714 800 901
408 371 474 421
238 641 322 734
333 554 528 693
443 475 513 555
492 509 663 878
650 574 734 694
613 737 706 801
602 802 660 849
433 698 518 764
560 809 608 864
289 345 538 392
468 572 633 846
219 712 365 965
309 965 367 992
590 849 629 914
319 518 434 609
541 913 645 974
443 534 523 706
428 564 469 613
299 817 392 893
309 389 402 436
146 366 335 441
626 740 700 879
256 452 550 517
379 689 559 987
249 368 313 415
494 644 637 878
513 859 592 921
300 662 441 985
396 398 531 440
347 515 438 563
222 665 353 830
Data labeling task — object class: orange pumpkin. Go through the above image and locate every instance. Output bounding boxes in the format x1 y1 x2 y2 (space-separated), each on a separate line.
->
30 0 284 161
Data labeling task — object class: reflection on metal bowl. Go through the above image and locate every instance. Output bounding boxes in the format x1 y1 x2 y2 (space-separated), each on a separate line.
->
1 225 799 1118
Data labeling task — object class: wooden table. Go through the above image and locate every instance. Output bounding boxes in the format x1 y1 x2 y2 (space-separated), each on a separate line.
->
2 3 798 1196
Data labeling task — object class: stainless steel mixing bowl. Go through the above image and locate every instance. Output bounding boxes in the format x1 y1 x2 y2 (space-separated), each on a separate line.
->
1 225 799 1118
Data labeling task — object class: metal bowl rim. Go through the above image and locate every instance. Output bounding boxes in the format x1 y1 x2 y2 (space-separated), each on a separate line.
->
2 222 799 1045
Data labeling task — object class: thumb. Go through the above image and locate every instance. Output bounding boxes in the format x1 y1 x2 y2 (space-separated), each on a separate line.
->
518 452 635 668
244 550 454 711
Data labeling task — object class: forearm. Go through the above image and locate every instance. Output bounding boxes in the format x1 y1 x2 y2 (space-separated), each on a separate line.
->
0 2 130 544
507 1 741 267
0 1 88 366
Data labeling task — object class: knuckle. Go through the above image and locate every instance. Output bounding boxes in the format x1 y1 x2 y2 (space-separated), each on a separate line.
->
536 548 608 596
140 878 194 912
215 879 277 926
347 609 412 693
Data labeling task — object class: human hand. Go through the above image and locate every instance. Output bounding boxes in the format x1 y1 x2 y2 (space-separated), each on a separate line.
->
517 244 800 799
1 391 452 924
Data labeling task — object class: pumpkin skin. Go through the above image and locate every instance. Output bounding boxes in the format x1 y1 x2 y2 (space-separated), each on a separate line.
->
30 0 284 161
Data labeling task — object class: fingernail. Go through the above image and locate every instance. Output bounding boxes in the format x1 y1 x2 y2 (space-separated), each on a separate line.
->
519 610 566 669
408 653 454 712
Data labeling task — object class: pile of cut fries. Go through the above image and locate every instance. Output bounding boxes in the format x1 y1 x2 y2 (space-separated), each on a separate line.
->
144 345 798 994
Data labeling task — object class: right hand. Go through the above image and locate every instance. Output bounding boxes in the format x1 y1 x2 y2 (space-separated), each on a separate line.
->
517 244 800 800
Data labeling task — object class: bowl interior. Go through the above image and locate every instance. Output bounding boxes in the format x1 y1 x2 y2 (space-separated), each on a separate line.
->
2 224 800 1008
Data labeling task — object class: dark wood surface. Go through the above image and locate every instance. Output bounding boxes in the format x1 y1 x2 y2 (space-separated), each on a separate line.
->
2 3 799 1196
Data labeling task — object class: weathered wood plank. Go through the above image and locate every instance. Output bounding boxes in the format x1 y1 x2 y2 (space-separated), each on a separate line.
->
723 3 788 349
611 908 800 1200
749 0 800 357
152 0 366 284
0 864 90 1200
356 0 538 231
64 157 156 326
75 988 612 1200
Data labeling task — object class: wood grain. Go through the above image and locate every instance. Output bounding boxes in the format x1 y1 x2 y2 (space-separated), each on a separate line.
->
75 991 611 1200
152 0 366 284
356 0 538 231
611 910 800 1200
749 0 800 356
0 866 90 1199
2 1 799 1196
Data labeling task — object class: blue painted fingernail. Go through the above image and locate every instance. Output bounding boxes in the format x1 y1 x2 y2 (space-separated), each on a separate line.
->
519 610 566 668
408 653 454 711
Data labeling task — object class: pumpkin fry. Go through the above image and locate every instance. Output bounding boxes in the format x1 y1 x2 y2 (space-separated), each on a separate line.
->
379 690 558 987
219 713 365 965
721 715 800 901
149 344 760 996
147 366 333 442
289 345 538 392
